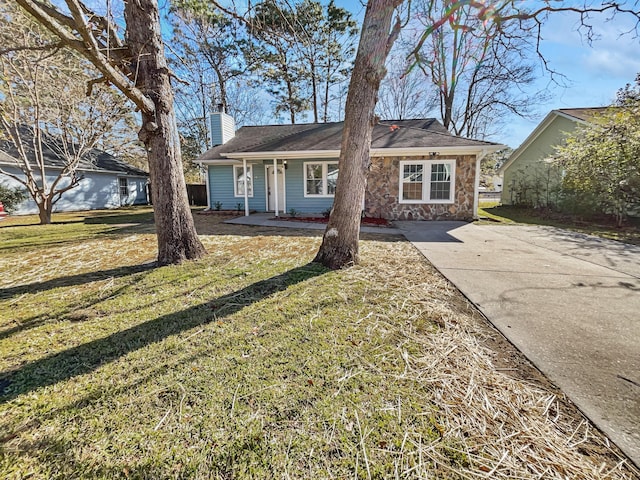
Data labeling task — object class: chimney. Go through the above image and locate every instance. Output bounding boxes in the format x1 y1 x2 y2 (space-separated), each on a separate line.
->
210 105 235 146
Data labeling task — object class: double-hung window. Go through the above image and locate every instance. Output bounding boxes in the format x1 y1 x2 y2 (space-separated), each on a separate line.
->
233 165 253 197
304 161 338 197
118 177 128 197
399 160 455 203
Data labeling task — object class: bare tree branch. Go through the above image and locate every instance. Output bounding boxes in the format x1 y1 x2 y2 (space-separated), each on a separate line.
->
15 0 155 114
0 41 65 55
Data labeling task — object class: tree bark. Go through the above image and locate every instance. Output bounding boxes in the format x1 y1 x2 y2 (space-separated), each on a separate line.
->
37 196 52 225
313 0 401 269
124 0 206 265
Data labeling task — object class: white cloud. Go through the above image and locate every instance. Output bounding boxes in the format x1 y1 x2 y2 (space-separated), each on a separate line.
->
582 48 640 79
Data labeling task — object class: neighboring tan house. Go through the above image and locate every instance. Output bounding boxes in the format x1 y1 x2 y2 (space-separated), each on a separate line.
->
198 112 503 221
0 134 149 215
499 107 607 206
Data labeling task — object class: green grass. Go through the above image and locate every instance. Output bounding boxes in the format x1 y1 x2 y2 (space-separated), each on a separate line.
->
478 202 640 246
0 210 636 479
0 207 156 253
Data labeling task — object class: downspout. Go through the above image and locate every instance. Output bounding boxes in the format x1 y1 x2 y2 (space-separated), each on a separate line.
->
273 158 279 217
473 150 486 220
243 158 249 216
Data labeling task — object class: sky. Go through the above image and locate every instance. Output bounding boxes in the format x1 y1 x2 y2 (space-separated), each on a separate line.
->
501 10 640 148
153 0 638 149
330 0 640 149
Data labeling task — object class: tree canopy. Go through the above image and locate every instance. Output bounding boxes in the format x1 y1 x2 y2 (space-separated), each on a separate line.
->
14 0 206 264
556 75 640 225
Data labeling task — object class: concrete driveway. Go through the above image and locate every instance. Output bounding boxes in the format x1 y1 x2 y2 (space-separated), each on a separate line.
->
399 221 640 467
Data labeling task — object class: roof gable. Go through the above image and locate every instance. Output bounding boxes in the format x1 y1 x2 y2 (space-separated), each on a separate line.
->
499 107 605 174
198 119 499 161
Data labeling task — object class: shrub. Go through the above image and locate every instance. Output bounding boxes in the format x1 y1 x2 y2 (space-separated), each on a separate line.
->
0 184 27 213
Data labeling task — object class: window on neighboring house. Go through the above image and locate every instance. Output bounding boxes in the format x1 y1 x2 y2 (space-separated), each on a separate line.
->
119 177 128 197
399 160 456 203
304 161 339 197
233 165 253 197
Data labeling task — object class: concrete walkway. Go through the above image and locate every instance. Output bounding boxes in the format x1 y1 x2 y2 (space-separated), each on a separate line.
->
400 221 640 467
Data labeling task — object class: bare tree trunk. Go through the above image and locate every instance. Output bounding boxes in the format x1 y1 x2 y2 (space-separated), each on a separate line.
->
323 58 332 122
124 0 206 265
313 0 401 269
37 196 52 224
311 59 319 123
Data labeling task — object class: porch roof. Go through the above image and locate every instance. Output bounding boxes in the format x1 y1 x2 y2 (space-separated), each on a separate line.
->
198 119 501 163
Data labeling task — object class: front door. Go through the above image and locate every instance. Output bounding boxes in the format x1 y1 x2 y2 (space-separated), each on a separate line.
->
266 165 286 213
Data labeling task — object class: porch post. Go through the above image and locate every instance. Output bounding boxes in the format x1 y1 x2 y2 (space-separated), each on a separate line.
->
243 158 249 216
273 158 279 217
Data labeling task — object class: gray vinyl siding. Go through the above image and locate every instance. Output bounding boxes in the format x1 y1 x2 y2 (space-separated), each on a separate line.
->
0 165 148 214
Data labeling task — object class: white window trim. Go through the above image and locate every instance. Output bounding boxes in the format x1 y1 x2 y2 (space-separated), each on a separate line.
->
233 164 254 198
303 161 339 198
399 159 456 204
118 177 129 197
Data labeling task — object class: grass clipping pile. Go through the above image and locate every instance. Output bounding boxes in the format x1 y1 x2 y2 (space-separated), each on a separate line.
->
351 240 635 478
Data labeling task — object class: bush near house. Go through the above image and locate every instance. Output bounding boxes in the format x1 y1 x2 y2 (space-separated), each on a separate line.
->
507 78 640 226
0 184 27 213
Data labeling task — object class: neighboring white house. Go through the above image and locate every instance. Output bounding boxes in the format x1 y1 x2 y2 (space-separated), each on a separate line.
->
0 141 149 215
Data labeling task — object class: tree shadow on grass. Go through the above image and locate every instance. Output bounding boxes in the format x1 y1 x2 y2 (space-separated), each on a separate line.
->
0 262 157 301
0 271 157 342
0 263 328 404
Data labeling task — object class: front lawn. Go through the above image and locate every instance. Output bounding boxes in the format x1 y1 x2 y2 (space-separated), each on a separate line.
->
0 210 636 479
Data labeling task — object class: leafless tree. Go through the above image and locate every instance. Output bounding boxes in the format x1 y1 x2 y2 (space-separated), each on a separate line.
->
377 54 439 120
0 3 138 224
314 0 640 269
14 0 206 265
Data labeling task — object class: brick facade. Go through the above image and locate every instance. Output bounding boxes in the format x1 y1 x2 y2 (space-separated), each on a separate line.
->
364 155 477 221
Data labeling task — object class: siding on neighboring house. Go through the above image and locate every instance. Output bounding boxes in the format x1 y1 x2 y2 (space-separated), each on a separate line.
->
501 115 578 206
366 155 477 221
116 175 148 206
0 165 148 214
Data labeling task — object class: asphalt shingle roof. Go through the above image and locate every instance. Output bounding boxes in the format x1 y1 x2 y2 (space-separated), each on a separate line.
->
199 119 498 161
557 107 610 122
0 126 148 177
